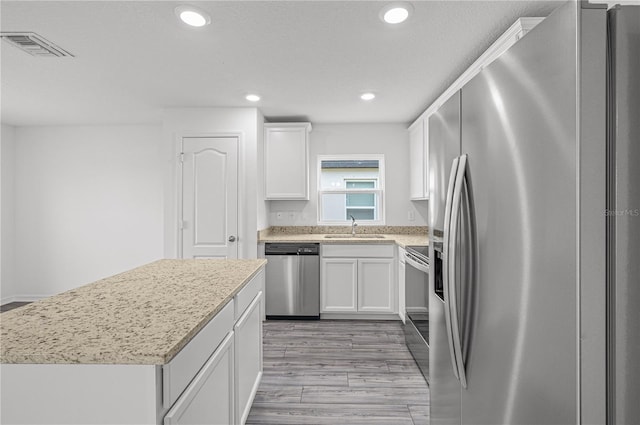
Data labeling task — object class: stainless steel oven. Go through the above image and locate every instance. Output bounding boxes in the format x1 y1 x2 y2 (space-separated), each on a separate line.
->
404 245 430 383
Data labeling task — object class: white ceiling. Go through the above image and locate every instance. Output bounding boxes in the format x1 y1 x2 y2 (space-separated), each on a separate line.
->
1 1 563 126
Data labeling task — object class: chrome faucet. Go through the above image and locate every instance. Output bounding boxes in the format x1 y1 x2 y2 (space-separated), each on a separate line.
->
350 215 358 236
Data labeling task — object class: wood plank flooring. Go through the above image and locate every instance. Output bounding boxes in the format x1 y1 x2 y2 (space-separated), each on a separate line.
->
247 320 430 425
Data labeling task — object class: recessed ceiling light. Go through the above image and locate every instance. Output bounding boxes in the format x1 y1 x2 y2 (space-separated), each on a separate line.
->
361 93 376 101
246 94 261 102
175 6 211 27
380 3 413 24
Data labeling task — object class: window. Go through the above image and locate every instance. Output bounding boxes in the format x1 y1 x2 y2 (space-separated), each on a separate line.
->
345 180 376 220
317 155 385 224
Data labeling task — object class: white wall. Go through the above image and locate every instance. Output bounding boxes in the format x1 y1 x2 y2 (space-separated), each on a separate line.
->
1 124 17 303
162 108 264 259
268 123 428 226
13 125 163 298
3 119 418 300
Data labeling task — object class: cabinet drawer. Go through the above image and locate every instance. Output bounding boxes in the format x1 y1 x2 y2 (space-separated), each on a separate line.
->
322 244 394 258
164 331 235 425
235 269 264 320
163 300 235 409
235 291 263 424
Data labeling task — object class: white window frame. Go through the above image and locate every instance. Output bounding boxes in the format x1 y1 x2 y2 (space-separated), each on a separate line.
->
317 154 385 225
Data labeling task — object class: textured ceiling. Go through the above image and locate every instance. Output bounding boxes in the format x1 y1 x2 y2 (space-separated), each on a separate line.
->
0 1 563 126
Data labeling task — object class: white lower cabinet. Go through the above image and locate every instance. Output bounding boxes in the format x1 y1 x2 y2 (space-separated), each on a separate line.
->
164 332 235 425
321 258 358 312
234 291 263 425
357 258 395 312
321 245 395 315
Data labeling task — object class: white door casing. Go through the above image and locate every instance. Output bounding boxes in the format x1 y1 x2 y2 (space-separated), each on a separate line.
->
181 137 238 259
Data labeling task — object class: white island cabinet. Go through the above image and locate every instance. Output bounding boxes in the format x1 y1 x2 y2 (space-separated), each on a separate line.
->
0 259 265 425
164 330 235 425
234 290 263 425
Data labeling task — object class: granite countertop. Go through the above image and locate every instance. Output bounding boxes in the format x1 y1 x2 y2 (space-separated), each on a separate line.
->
258 226 429 248
0 259 267 365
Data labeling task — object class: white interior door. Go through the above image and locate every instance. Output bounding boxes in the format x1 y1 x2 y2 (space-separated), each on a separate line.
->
182 137 238 259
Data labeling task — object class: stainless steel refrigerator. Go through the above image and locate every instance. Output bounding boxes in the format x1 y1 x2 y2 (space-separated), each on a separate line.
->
607 5 640 425
428 2 638 424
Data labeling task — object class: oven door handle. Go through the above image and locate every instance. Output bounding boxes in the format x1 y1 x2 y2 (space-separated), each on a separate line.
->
405 254 429 274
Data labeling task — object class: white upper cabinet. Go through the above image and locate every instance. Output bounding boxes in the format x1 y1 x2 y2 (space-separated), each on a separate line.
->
264 122 312 200
409 117 428 200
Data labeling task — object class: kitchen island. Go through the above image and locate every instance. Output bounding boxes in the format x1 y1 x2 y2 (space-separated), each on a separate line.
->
1 259 266 425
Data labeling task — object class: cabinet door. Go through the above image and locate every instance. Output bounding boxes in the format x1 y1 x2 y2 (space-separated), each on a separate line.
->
234 292 263 425
321 258 358 312
164 332 234 425
264 124 310 200
357 258 395 313
409 118 428 200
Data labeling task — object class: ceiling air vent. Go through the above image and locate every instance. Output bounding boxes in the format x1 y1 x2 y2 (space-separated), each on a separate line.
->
0 32 73 57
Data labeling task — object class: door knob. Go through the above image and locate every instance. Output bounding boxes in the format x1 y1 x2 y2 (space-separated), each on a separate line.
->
228 235 237 242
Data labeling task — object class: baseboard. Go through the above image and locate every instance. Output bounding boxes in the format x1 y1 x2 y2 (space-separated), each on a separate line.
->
406 306 428 314
320 313 401 321
1 294 50 306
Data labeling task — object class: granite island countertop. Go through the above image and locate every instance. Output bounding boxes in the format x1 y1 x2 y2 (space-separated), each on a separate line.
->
0 259 267 365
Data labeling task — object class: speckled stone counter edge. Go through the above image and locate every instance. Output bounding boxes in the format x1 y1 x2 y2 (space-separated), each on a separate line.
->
258 226 429 248
0 259 267 365
157 260 267 364
263 225 428 235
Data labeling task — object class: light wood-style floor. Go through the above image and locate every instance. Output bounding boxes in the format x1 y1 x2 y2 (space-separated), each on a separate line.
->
247 319 430 425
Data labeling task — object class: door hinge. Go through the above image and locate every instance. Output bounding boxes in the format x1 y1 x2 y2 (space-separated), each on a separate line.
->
179 220 186 230
178 153 184 163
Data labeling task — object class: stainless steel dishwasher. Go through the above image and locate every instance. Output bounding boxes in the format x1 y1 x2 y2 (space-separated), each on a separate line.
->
264 243 320 319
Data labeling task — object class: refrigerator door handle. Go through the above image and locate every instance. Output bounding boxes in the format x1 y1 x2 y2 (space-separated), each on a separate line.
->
449 154 468 388
461 153 478 375
443 156 461 380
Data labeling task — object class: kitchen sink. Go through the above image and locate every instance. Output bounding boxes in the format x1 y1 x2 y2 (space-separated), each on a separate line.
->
324 234 386 239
